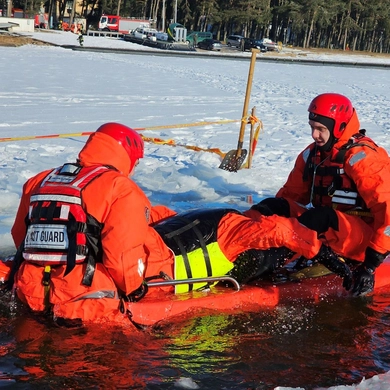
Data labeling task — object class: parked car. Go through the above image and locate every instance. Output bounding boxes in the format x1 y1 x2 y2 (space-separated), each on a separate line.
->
186 31 213 46
226 34 244 48
132 27 159 40
259 38 279 51
197 38 222 51
242 38 267 52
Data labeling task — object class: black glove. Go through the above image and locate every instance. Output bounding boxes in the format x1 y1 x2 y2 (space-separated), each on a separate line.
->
352 265 374 296
352 247 387 296
250 197 290 217
314 244 353 291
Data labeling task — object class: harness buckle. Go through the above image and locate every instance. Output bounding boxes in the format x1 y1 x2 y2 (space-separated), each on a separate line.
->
42 265 51 286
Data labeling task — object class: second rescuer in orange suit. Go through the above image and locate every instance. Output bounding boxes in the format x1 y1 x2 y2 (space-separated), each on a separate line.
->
10 122 348 323
256 93 390 296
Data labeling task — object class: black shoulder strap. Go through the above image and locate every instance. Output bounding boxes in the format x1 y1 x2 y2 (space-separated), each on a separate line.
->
334 132 377 164
166 216 212 290
6 243 24 291
303 147 317 182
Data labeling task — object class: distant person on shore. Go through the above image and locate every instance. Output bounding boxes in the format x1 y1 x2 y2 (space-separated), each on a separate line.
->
240 38 245 52
193 33 198 48
77 32 84 46
257 93 390 296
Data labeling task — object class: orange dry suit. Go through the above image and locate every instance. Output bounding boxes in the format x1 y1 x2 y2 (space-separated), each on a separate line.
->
276 110 390 261
11 131 175 322
147 207 323 290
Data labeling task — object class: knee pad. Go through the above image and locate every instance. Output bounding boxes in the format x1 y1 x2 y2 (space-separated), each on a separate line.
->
230 247 293 284
297 207 339 234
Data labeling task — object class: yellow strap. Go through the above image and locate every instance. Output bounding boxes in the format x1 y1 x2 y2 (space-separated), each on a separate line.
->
141 135 226 157
333 204 373 218
345 210 373 218
43 265 51 309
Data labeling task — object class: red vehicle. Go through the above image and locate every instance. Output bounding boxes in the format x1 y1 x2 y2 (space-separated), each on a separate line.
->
11 8 24 18
98 15 150 34
34 13 49 29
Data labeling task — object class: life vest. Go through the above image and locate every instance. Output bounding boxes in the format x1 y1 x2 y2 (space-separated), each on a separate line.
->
22 163 110 285
303 131 376 212
153 208 238 293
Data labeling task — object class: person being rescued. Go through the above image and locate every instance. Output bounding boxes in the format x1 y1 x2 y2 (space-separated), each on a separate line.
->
6 122 351 324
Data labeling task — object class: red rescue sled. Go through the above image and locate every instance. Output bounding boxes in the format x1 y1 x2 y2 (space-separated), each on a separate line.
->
126 259 390 327
1 258 390 327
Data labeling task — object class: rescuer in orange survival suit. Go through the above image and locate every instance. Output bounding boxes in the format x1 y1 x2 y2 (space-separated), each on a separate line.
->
8 122 350 323
9 123 175 322
256 93 390 296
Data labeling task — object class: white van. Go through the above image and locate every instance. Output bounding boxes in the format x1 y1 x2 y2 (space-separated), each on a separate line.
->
133 27 158 40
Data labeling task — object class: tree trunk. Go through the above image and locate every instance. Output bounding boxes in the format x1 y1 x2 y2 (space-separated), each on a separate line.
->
343 26 348 50
305 13 315 49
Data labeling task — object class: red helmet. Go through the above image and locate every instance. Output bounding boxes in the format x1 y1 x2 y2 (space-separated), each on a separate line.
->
96 122 144 170
308 93 354 139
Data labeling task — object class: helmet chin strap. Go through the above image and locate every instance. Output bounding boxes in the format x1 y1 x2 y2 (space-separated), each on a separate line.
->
318 132 336 152
320 121 347 152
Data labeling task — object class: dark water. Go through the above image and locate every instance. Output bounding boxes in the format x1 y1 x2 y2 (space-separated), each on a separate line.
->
0 291 389 390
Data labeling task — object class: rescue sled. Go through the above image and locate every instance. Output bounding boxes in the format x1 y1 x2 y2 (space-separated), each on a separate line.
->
1 258 390 328
126 258 390 327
